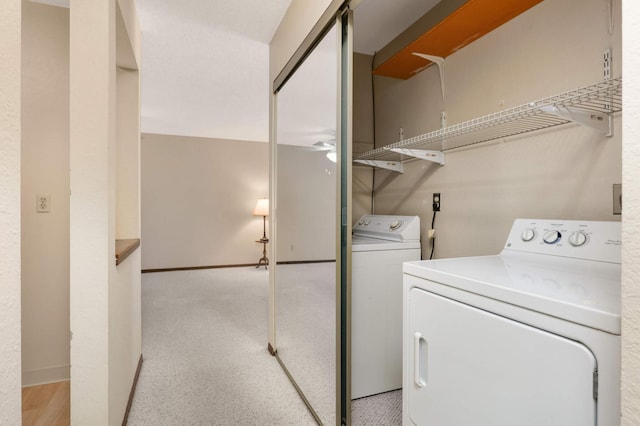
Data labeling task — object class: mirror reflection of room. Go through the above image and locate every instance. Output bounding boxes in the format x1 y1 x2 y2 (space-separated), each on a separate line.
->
275 23 339 426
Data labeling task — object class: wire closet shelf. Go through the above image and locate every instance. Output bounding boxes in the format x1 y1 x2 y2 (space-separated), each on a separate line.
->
354 77 622 165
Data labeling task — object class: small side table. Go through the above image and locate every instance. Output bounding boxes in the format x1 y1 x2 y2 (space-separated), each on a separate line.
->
256 237 269 269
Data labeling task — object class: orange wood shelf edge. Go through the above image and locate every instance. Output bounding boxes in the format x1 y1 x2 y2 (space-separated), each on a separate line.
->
373 0 543 80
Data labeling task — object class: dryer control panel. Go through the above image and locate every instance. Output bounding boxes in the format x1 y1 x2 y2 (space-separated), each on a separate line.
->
353 215 420 242
503 219 621 264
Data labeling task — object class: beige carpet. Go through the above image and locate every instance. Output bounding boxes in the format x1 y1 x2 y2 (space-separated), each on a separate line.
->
127 266 402 425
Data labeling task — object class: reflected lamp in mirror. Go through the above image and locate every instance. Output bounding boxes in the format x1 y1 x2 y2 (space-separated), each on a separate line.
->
253 198 269 269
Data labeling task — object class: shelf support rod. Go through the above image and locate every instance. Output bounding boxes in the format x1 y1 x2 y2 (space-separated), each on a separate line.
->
390 148 445 165
354 159 404 173
412 53 445 100
539 105 612 136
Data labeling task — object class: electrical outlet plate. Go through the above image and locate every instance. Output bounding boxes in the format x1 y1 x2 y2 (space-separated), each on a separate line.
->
36 194 50 213
613 184 621 215
432 192 441 212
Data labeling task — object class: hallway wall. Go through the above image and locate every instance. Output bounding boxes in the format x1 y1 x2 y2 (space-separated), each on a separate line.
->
0 0 22 423
21 0 70 387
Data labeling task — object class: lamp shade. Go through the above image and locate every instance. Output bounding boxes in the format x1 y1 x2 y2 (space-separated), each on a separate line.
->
253 198 269 216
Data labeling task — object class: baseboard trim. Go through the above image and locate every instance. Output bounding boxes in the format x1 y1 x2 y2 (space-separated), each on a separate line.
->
142 260 336 273
122 354 143 426
276 259 336 265
142 263 257 273
22 364 70 387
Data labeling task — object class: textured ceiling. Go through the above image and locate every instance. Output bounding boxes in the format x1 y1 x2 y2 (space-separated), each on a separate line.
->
31 0 441 143
136 0 292 142
134 0 443 143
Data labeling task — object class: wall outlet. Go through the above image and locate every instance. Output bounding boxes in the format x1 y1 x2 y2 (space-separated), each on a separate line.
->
36 194 50 213
613 184 622 215
432 193 441 212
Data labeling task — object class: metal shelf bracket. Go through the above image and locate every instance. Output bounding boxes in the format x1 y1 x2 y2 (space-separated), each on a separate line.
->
413 53 445 100
539 105 613 137
354 159 404 173
390 148 445 165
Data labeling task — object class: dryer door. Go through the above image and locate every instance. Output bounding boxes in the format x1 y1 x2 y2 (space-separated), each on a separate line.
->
407 288 597 426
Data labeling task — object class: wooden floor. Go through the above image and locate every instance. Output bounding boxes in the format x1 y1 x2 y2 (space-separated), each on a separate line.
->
22 381 70 426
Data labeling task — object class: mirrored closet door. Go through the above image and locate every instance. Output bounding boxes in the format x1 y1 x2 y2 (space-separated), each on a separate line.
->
272 8 352 426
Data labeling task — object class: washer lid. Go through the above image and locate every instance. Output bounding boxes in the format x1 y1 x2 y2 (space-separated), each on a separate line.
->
403 251 621 334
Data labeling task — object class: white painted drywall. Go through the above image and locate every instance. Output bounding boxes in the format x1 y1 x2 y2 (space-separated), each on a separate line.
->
70 0 142 424
622 2 640 424
116 67 140 239
109 3 142 422
21 0 71 387
141 134 269 269
0 0 22 423
69 0 113 420
371 0 622 260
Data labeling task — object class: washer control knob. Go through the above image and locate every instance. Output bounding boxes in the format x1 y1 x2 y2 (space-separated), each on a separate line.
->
358 220 364 226
390 220 402 230
364 220 371 226
569 231 588 247
543 230 562 244
521 228 536 242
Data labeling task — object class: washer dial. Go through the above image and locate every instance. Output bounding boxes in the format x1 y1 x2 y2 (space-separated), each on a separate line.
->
543 230 562 244
521 228 536 242
569 231 588 247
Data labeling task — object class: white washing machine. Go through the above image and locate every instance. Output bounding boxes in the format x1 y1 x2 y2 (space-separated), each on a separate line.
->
352 214 421 399
402 219 621 426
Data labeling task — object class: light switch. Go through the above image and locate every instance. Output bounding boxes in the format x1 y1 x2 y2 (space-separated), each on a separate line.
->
36 194 50 213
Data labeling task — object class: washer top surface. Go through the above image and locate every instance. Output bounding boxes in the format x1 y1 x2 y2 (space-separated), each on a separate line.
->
404 219 621 334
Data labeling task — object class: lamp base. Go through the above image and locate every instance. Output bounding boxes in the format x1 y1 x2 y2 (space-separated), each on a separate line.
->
256 255 269 269
256 237 269 270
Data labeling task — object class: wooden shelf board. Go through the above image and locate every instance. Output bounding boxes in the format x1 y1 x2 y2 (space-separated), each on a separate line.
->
115 238 140 266
373 0 543 80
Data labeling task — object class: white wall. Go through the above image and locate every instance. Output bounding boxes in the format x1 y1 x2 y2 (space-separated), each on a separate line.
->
371 0 621 259
0 0 22 423
141 134 269 269
21 0 70 387
70 0 141 424
622 2 640 424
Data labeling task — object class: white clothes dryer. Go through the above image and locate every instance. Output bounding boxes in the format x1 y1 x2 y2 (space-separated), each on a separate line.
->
352 215 421 399
402 219 621 426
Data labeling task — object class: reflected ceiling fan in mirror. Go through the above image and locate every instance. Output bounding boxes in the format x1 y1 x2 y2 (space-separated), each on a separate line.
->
312 139 337 163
